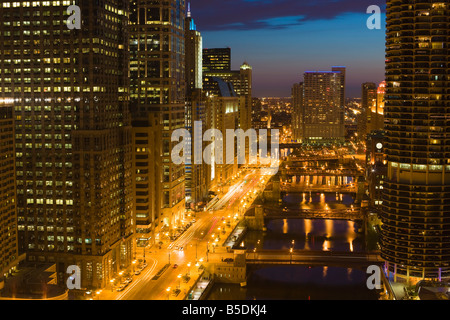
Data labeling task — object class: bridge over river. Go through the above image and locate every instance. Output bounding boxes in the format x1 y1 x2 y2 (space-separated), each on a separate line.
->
280 184 357 194
245 249 382 267
263 207 364 221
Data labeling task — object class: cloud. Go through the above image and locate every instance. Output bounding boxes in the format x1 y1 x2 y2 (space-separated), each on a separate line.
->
190 0 385 31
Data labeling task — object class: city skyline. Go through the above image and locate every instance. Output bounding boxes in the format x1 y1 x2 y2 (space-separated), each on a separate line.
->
193 0 386 98
0 0 448 303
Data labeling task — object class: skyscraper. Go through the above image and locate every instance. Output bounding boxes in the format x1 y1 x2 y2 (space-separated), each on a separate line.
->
381 0 449 281
359 82 377 139
203 77 239 189
185 5 203 95
129 0 186 242
0 101 23 287
0 1 134 288
203 59 253 132
291 82 304 141
238 62 253 132
332 66 346 109
203 48 231 72
301 69 345 144
185 5 207 208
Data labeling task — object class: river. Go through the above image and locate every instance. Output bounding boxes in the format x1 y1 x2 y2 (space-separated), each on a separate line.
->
206 188 377 300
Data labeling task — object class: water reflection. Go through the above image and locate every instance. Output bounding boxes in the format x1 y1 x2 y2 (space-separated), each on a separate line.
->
283 192 355 209
242 218 363 253
207 266 378 300
292 175 354 187
282 219 288 234
304 219 312 250
347 221 356 252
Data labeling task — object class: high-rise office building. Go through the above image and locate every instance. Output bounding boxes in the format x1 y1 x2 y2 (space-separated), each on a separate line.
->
185 6 203 95
238 62 253 132
332 66 346 109
251 98 268 130
0 1 134 288
185 5 207 208
203 77 239 190
0 101 23 288
203 48 231 72
368 81 386 133
203 60 253 131
362 82 378 112
381 0 449 281
129 0 186 242
203 54 253 168
131 113 162 247
359 82 377 139
291 82 304 141
301 69 345 143
366 130 387 209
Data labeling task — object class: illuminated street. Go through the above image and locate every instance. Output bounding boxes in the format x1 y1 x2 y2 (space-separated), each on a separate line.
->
1 0 449 306
96 168 271 300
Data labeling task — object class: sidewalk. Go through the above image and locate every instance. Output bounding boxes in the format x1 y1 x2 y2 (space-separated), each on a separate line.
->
168 268 205 300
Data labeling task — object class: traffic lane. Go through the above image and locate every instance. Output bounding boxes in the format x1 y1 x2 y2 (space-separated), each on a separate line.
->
172 216 219 250
138 252 200 300
121 240 207 300
168 211 214 249
226 172 261 209
115 257 159 300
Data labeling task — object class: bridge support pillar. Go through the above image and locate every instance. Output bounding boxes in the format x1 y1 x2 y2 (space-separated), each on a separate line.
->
355 178 365 203
255 206 265 231
272 180 281 201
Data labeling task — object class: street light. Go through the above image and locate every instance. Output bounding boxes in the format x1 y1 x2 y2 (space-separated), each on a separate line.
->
187 262 191 276
178 274 182 289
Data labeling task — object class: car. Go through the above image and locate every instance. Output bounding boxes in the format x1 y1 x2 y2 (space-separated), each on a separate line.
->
173 264 178 269
192 219 196 223
172 289 181 296
135 270 141 275
125 277 133 284
116 285 126 292
142 263 147 269
178 247 184 251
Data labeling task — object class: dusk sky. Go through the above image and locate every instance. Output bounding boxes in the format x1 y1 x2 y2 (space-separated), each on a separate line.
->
191 0 386 98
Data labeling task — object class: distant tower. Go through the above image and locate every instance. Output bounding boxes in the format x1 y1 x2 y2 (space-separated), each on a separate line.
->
203 48 232 72
291 82 304 141
360 82 377 137
301 69 345 144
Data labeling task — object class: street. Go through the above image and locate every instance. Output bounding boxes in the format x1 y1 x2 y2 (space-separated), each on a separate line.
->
96 168 270 300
